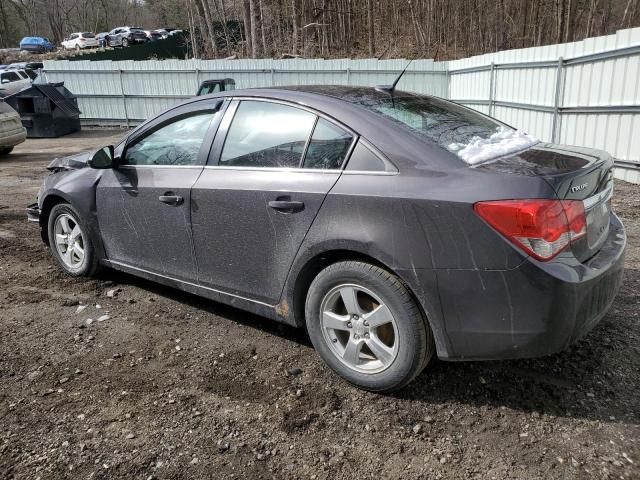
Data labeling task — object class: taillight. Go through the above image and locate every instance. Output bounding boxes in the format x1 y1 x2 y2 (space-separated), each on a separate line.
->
474 199 586 261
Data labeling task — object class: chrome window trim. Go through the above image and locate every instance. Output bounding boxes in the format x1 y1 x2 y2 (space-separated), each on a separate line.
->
202 165 343 174
118 165 204 170
201 165 398 175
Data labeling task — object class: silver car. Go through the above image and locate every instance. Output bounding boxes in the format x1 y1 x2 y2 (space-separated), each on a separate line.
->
0 100 26 155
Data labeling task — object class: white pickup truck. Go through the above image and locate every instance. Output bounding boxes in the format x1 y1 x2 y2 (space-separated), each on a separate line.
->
0 100 27 155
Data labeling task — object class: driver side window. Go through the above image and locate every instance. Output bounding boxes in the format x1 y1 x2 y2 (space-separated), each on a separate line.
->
123 112 215 166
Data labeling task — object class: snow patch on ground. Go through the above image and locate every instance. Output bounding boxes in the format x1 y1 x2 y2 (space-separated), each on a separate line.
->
449 126 539 165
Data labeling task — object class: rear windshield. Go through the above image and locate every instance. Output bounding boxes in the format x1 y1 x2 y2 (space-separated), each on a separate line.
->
82 32 95 38
365 94 538 165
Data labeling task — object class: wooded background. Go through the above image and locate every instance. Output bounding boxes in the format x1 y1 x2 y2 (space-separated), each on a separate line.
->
1 0 639 59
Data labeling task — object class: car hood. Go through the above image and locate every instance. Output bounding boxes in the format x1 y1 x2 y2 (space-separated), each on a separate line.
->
47 151 91 171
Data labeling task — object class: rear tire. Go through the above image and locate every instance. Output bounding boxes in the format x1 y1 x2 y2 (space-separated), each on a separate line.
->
305 261 434 392
47 203 100 277
122 38 129 47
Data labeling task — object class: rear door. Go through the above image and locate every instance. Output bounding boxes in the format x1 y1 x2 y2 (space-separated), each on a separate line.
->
97 99 224 281
191 99 356 304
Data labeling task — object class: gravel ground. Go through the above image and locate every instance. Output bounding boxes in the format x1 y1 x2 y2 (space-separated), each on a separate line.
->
0 131 638 480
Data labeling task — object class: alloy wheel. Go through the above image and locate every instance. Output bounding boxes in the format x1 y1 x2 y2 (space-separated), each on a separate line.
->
320 283 399 374
53 213 85 269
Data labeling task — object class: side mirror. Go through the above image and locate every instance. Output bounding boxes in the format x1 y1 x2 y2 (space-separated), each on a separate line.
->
89 145 115 169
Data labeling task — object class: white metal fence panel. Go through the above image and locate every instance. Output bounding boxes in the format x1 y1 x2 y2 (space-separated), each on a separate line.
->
449 26 640 183
43 58 448 124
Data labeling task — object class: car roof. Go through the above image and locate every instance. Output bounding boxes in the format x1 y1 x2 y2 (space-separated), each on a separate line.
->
193 86 456 171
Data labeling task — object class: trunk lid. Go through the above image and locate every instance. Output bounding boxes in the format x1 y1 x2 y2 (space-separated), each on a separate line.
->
479 143 614 262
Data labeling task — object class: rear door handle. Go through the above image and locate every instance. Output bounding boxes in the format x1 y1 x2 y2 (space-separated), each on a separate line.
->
159 194 184 206
268 200 305 213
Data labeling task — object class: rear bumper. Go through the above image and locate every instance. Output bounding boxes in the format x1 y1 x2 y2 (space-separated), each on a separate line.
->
424 213 626 360
0 126 27 148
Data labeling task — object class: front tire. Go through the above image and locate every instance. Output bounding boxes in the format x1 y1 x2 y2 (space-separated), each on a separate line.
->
47 203 100 277
0 146 14 156
305 261 434 392
121 38 129 47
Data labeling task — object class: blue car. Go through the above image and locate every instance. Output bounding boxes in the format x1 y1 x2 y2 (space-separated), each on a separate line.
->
19 37 56 53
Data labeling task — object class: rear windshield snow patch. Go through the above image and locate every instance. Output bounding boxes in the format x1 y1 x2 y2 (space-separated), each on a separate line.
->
448 126 539 165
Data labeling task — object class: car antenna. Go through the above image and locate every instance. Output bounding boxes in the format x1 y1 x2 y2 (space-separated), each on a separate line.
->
375 59 414 95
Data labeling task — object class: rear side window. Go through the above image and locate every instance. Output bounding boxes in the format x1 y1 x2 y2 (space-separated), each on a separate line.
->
123 112 215 166
220 101 316 168
24 70 37 79
303 118 353 169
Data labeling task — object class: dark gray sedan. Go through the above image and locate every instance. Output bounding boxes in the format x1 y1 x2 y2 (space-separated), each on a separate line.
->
27 86 626 391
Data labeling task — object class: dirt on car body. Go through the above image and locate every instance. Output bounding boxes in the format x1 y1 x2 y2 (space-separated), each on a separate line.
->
0 131 638 479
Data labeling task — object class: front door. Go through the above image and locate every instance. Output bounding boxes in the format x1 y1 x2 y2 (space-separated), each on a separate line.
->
192 99 355 304
97 104 221 281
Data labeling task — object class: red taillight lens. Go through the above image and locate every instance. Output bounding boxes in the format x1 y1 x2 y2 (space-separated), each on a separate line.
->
474 199 586 261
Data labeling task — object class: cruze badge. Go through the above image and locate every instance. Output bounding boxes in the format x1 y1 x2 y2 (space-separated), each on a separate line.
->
571 183 588 193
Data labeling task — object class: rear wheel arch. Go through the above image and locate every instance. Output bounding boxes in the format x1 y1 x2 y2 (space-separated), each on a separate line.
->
290 249 432 334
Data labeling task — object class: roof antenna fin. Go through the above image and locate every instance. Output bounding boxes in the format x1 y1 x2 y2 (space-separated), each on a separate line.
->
375 59 414 95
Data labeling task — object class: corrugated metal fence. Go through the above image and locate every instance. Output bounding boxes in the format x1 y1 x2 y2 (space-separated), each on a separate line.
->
43 27 640 180
42 58 448 124
449 27 640 182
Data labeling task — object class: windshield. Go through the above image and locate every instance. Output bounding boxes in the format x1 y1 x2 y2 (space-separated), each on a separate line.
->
362 94 538 165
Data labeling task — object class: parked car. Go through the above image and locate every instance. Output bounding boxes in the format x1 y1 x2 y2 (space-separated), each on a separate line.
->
154 29 170 39
144 30 163 41
106 27 148 47
0 99 27 155
6 62 44 72
0 69 32 97
95 32 109 48
196 78 235 96
27 86 626 391
19 37 56 53
62 32 99 50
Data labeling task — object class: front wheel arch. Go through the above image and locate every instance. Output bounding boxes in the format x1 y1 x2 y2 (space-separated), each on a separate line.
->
40 194 69 244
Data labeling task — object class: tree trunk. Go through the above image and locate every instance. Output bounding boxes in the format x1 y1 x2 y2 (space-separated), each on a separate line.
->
243 0 252 57
249 0 261 57
366 0 374 56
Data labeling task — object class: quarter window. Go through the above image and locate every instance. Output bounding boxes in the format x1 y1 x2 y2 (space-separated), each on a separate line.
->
345 140 393 172
220 101 316 168
123 112 215 166
303 118 353 169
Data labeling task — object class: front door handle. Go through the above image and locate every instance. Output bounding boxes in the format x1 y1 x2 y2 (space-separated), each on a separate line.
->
159 193 184 206
268 199 305 213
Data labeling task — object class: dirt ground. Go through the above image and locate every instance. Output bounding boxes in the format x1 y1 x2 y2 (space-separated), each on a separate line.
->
0 131 638 480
